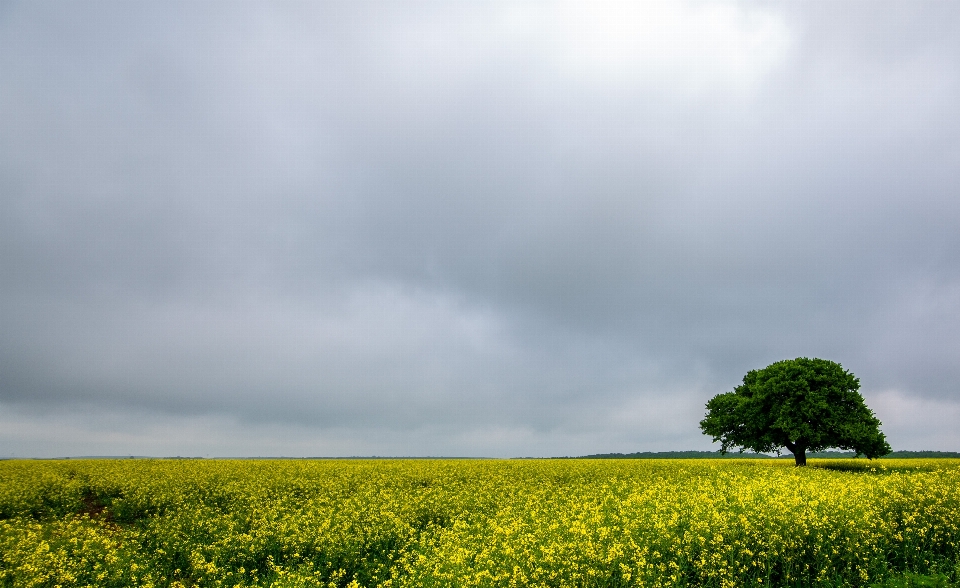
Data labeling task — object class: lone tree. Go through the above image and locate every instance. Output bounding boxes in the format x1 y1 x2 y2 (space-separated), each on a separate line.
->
700 358 891 466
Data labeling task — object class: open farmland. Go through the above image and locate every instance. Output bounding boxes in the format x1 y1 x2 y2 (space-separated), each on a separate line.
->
1 459 958 587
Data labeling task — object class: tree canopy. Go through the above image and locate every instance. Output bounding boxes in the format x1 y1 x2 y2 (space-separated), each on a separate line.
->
699 358 891 466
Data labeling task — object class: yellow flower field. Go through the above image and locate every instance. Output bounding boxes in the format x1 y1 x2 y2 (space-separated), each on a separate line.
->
1 458 958 587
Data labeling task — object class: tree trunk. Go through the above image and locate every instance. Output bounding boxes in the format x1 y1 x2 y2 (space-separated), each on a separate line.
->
793 447 807 466
784 441 807 466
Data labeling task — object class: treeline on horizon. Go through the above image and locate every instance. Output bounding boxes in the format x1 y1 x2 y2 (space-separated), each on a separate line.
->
11 450 960 461
574 450 960 459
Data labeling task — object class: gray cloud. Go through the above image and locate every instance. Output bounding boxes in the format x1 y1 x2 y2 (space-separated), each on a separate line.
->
1 1 959 456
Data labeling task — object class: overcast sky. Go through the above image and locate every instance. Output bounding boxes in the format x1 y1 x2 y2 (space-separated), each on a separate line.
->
1 1 959 457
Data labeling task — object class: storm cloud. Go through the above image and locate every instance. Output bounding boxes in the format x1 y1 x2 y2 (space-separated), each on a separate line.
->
2 1 959 457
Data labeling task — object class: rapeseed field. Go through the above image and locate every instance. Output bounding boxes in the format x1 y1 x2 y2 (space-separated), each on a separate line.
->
0 458 958 587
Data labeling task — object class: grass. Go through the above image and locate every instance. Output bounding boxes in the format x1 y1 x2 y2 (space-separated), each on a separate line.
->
873 573 958 587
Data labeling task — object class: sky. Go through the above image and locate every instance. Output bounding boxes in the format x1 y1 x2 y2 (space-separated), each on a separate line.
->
1 1 959 457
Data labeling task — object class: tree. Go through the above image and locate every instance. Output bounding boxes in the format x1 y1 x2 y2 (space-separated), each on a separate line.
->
699 358 891 466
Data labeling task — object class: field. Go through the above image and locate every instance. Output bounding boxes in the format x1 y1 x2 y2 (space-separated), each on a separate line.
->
1 459 959 587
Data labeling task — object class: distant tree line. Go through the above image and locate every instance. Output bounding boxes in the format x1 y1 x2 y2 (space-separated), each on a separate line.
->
575 451 774 459
575 450 960 459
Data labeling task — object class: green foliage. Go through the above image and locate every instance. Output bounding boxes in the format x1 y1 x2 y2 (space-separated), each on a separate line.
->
872 572 959 587
700 358 892 465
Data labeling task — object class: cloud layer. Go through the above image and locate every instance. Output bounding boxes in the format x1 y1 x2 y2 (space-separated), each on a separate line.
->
2 1 959 456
